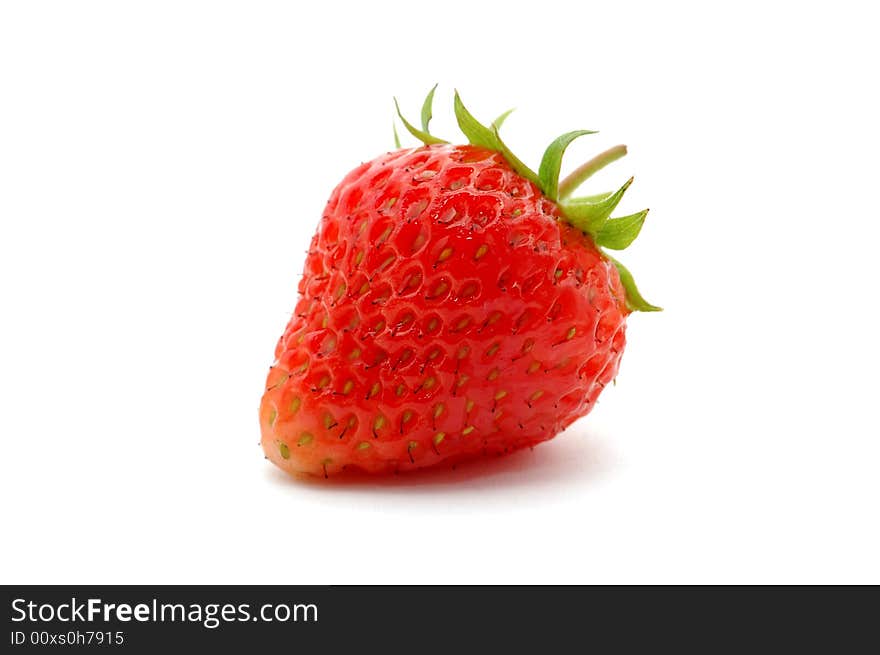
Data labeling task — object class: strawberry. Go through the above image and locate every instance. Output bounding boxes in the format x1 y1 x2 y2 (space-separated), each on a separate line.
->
260 88 658 477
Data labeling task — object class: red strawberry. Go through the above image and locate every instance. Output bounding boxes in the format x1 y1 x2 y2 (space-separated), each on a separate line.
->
260 89 658 477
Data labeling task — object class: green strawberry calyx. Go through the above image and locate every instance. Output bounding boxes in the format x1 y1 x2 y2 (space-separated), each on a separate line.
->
393 86 661 313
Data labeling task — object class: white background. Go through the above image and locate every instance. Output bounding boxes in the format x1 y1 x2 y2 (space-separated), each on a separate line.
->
1 1 878 584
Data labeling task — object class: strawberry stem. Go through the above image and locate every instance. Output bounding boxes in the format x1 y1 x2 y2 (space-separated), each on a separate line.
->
558 145 628 200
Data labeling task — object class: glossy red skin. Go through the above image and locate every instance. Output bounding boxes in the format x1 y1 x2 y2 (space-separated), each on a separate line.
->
260 144 628 477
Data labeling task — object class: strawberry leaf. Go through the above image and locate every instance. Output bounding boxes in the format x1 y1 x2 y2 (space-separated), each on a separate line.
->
449 91 540 186
561 177 633 235
605 254 662 312
394 97 448 146
538 130 596 201
595 209 648 250
453 90 498 149
577 191 613 203
492 108 515 130
420 84 438 133
491 125 540 187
